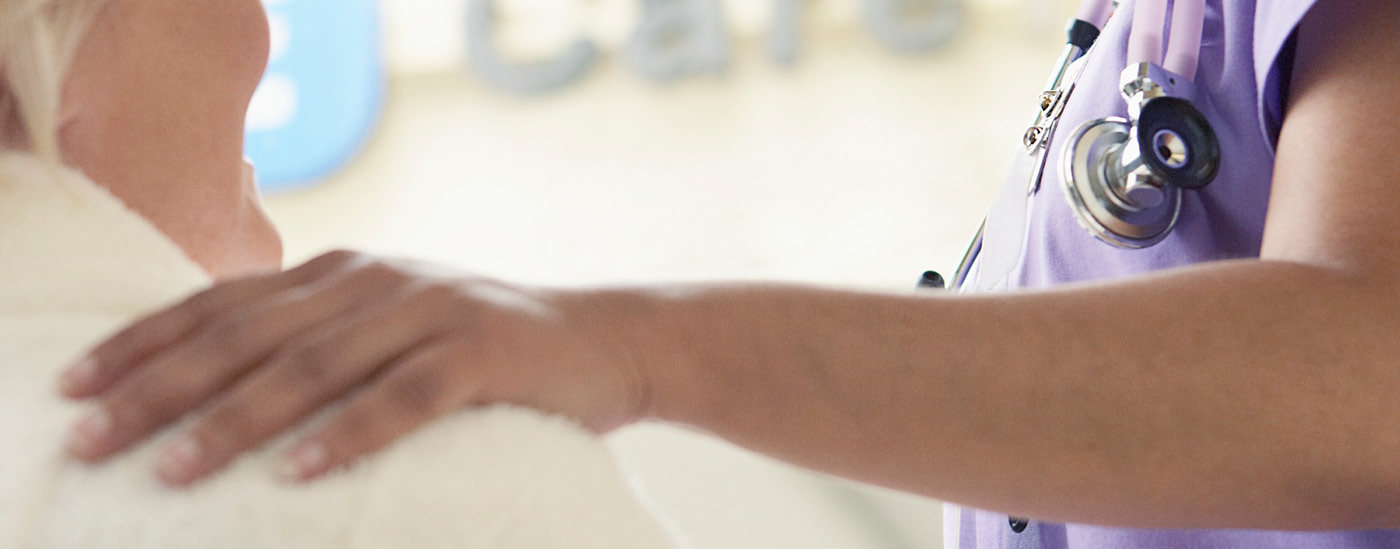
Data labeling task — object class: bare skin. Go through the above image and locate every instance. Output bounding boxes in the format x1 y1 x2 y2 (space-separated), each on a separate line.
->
57 0 282 278
60 0 1400 530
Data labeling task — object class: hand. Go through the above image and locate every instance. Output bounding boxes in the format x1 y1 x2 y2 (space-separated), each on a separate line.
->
59 251 657 486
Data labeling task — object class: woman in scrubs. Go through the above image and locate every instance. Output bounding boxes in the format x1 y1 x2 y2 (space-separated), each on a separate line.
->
61 0 1400 545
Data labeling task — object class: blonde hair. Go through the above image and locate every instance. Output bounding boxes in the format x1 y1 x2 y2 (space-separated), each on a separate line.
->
0 0 107 163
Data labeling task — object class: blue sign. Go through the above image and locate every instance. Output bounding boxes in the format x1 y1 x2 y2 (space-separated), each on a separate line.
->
245 0 385 192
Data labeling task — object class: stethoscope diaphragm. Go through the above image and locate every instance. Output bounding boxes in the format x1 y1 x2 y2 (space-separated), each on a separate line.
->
1062 116 1183 248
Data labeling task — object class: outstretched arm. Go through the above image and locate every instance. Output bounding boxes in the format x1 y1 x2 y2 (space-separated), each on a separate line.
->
62 0 1400 531
645 0 1400 528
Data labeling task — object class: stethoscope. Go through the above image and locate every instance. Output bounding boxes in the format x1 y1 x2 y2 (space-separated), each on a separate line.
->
933 0 1221 290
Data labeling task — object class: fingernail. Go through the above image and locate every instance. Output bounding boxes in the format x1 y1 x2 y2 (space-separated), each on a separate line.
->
277 442 328 482
65 408 113 458
155 436 203 484
60 357 98 395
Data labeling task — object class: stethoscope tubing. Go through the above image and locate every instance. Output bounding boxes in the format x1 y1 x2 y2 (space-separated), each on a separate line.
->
1129 0 1170 66
1130 0 1206 77
1164 0 1205 78
1076 0 1116 29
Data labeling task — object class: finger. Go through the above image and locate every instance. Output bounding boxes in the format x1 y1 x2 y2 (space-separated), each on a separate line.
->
59 273 285 398
67 291 350 462
65 261 379 462
151 287 451 486
60 250 357 398
277 341 475 482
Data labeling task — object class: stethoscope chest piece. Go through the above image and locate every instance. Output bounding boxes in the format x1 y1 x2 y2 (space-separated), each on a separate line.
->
948 0 1221 287
1052 0 1222 250
1061 116 1183 249
1061 59 1222 249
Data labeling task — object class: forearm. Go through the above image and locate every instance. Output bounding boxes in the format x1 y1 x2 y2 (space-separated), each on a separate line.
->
630 259 1400 530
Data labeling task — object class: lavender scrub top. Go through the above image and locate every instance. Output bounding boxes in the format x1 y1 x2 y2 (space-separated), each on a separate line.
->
949 0 1400 547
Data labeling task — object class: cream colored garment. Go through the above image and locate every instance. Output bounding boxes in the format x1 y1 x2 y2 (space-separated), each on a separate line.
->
0 152 675 548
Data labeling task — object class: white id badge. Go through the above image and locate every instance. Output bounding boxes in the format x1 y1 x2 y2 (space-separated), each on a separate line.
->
965 148 1043 293
957 47 1090 293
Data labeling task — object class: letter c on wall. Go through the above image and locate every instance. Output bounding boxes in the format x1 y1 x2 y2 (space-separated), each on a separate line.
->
465 0 599 94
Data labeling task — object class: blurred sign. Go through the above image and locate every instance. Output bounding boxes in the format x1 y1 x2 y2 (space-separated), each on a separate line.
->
466 0 962 94
245 0 386 191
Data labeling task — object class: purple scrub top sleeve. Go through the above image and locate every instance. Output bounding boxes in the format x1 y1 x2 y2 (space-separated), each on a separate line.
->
1255 0 1325 148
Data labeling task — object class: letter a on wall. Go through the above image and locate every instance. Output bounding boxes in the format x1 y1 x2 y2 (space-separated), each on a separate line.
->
245 0 386 192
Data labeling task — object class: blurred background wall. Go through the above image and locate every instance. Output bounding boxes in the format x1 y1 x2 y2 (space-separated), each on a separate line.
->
257 0 1075 546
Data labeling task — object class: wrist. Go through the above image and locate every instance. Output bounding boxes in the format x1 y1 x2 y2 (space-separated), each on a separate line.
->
561 286 716 428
